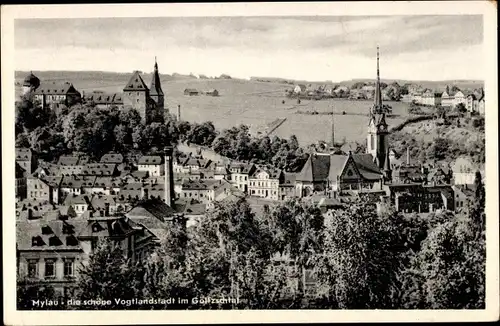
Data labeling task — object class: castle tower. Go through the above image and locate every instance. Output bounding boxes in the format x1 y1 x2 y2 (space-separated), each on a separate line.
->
123 71 150 123
22 71 40 96
366 46 389 169
149 57 164 113
164 146 175 207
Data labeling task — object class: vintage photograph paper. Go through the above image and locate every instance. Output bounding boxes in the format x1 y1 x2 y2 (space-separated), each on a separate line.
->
2 1 498 324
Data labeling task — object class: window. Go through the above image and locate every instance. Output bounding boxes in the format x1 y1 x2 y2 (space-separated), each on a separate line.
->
64 259 74 277
27 259 38 278
45 259 56 278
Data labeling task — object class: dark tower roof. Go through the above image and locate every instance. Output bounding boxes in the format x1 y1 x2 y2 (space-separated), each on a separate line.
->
368 46 388 128
123 71 149 91
23 71 40 88
150 57 164 96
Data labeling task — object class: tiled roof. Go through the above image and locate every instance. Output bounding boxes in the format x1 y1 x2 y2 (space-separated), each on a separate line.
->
63 194 91 206
126 198 177 222
182 179 209 190
60 175 96 189
83 92 124 105
138 156 163 165
351 153 383 180
81 163 116 176
123 71 149 91
57 155 80 166
34 82 80 96
16 219 87 251
16 147 32 161
91 195 116 210
296 154 331 182
100 153 124 164
93 176 121 188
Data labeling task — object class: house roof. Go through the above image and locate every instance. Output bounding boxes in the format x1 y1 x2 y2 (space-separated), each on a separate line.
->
16 219 86 251
296 154 331 182
126 198 177 222
100 153 124 164
63 194 91 206
184 88 199 93
60 175 96 189
57 155 80 166
84 92 124 105
351 153 383 180
34 82 80 96
90 195 116 210
138 155 163 165
123 71 149 91
15 147 31 161
93 176 121 188
81 163 116 176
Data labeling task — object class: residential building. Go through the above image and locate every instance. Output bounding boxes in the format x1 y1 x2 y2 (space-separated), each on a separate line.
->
421 90 442 106
452 184 476 213
89 177 122 195
27 173 62 204
63 194 92 217
81 163 118 177
452 156 477 185
16 216 156 297
137 155 164 177
205 89 219 96
100 153 124 165
184 88 199 96
248 167 283 200
383 183 453 213
279 172 297 200
441 90 455 107
294 84 307 94
452 90 466 107
466 93 478 113
33 81 81 108
16 163 27 200
60 175 96 197
57 155 89 176
16 147 36 174
228 162 256 193
90 195 118 216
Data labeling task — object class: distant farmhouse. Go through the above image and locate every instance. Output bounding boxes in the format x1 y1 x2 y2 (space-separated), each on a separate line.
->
184 88 199 96
205 89 219 97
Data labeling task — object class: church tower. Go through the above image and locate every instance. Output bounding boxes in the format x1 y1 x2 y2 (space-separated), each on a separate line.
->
366 46 389 169
149 57 165 112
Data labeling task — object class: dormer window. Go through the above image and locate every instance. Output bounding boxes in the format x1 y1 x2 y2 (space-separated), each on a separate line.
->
49 236 62 246
41 225 53 235
32 236 45 246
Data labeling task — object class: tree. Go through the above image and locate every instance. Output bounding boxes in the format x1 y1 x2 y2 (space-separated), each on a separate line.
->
75 237 144 309
313 204 403 308
266 199 324 299
406 213 485 309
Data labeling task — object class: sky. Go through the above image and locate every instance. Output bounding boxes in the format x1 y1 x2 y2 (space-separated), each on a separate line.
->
14 15 484 82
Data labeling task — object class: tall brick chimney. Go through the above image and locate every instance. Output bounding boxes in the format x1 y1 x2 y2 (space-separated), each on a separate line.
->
177 105 181 121
164 146 175 206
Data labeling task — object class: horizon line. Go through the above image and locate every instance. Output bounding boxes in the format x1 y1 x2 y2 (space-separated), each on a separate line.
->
14 69 485 84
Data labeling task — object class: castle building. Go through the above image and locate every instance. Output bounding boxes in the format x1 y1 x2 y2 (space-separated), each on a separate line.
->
122 59 165 124
22 72 40 95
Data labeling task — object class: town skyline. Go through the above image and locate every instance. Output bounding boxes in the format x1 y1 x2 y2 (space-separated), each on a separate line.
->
15 15 484 82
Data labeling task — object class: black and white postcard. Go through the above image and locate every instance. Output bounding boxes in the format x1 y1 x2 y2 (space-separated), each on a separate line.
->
2 1 498 324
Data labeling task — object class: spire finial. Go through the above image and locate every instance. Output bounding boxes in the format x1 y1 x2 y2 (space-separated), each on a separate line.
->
376 45 380 81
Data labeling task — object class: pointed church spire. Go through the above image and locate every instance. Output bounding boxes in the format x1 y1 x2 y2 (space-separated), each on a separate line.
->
373 45 383 113
150 57 163 96
330 105 335 150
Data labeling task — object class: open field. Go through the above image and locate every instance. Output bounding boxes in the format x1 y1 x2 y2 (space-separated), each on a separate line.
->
16 71 433 146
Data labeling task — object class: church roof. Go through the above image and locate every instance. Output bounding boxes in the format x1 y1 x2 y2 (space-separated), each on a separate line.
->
23 72 40 87
123 71 149 91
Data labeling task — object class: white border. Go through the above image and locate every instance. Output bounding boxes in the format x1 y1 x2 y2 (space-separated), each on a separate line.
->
2 2 498 324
